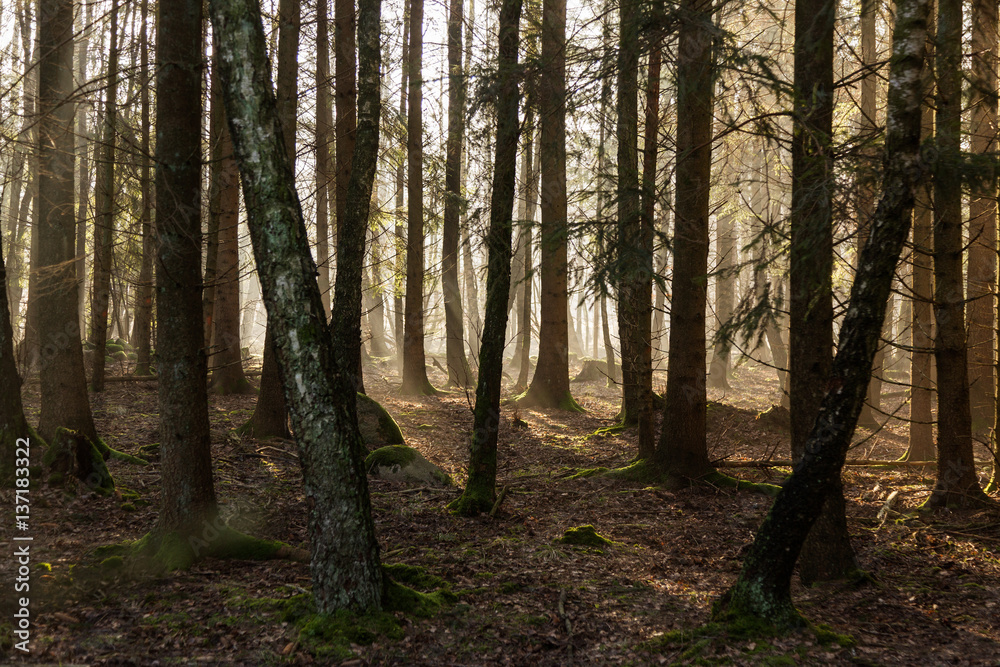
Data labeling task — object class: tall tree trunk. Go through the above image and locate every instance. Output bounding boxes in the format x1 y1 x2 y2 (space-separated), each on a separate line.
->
449 0 523 516
857 0 884 430
210 106 252 395
928 0 989 508
154 0 218 542
88 0 120 393
515 116 538 391
519 0 578 410
210 0 384 611
316 0 333 315
907 20 936 461
443 0 472 387
788 0 858 583
400 0 436 395
74 0 92 339
36 0 100 445
393 0 410 363
715 0 930 623
132 0 154 376
243 0 299 438
335 0 356 237
617 0 641 426
653 0 714 480
332 0 381 394
967 0 998 437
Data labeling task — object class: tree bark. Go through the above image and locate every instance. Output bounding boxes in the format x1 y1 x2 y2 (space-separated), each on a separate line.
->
443 0 472 388
928 0 989 508
653 0 714 480
210 0 384 611
400 0 436 395
316 0 333 316
519 0 578 410
155 0 218 539
331 0 382 394
449 0 523 515
0 234 35 484
209 103 252 395
788 0 857 583
715 0 930 623
967 0 998 436
36 0 100 445
132 0 154 376
89 0 119 393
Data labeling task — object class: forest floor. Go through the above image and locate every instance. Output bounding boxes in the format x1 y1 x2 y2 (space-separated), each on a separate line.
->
3 353 1000 666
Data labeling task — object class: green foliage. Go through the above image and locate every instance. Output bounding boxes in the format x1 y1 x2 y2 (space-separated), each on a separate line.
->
382 563 447 590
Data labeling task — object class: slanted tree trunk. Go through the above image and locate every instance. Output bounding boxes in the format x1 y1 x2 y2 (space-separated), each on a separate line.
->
966 0 998 437
210 0 384 611
331 0 381 395
519 0 579 411
89 0 120 393
449 0 523 516
154 0 218 545
927 0 989 508
442 0 472 387
132 0 154 376
653 0 714 480
715 0 931 624
36 0 101 446
400 0 436 395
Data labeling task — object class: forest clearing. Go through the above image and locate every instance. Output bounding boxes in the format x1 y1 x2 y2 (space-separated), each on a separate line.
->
3 358 1000 665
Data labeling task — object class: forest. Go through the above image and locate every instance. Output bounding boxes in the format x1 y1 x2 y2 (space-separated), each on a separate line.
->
1 0 1000 661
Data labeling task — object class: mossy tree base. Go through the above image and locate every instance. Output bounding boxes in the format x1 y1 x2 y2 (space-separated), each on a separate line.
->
594 459 780 496
918 487 997 511
42 427 115 494
515 389 586 413
127 525 306 573
210 375 254 396
447 485 495 516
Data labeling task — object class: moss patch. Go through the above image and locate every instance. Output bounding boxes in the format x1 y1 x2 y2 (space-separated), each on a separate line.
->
366 445 418 469
557 525 613 547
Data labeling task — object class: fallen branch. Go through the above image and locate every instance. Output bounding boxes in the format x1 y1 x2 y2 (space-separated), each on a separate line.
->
489 485 509 518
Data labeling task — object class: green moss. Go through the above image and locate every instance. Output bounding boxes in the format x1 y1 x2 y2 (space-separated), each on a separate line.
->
558 391 587 413
128 526 290 573
43 428 115 494
365 445 418 471
100 556 125 570
298 610 404 660
557 525 613 547
382 563 447 590
356 392 405 445
700 471 782 497
36 562 52 572
566 466 610 479
106 343 124 355
447 483 495 516
812 623 856 648
382 577 458 617
497 581 523 594
120 502 136 512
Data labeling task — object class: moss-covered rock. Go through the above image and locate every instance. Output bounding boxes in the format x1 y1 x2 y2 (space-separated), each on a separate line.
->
365 445 452 487
356 393 405 449
557 525 613 547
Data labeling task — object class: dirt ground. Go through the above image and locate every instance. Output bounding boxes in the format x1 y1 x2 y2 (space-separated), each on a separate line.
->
2 353 999 665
